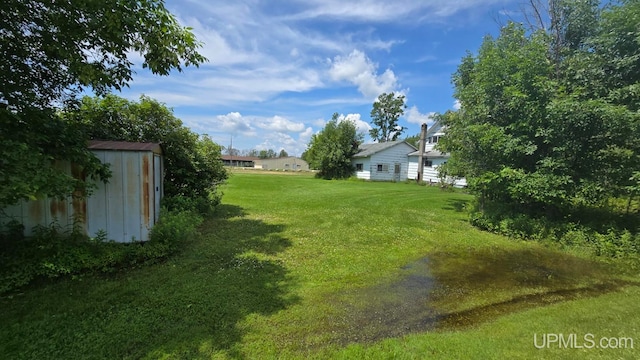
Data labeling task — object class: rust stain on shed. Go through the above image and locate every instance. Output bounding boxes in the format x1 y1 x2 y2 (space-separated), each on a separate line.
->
49 199 67 218
142 154 150 226
29 201 42 220
71 164 87 225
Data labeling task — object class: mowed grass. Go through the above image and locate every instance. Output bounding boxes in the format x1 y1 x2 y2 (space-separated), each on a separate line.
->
1 172 639 359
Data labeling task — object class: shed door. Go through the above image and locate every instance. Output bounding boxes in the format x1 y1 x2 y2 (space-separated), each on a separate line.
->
154 154 162 223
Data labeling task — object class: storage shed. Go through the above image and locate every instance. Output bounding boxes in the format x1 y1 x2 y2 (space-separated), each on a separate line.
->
0 140 164 242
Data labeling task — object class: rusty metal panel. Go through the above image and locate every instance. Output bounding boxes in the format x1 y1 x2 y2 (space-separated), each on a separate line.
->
108 151 127 241
153 154 162 223
0 202 25 231
86 151 109 239
124 151 142 241
138 152 151 241
2 146 164 243
142 153 150 228
1 161 76 236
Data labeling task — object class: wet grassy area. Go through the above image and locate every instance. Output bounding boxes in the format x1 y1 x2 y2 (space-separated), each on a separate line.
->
3 173 638 359
324 246 636 346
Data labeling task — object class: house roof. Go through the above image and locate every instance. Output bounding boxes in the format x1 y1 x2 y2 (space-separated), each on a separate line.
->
426 119 445 138
255 157 307 164
408 149 449 158
88 140 162 154
221 155 260 162
353 140 416 158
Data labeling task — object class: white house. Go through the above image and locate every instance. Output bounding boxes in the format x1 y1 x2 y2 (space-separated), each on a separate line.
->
352 140 417 181
407 122 467 187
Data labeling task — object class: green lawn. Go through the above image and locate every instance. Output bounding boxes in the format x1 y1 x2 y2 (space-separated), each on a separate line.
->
1 172 639 359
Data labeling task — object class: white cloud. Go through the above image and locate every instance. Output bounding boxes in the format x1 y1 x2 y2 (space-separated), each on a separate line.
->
337 113 371 133
329 50 399 99
284 0 512 22
255 126 315 156
214 112 256 135
453 99 462 110
405 105 436 125
300 127 314 141
256 115 306 132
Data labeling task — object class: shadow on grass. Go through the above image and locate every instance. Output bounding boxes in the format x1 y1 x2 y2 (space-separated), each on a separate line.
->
324 246 639 346
0 204 298 359
441 198 470 212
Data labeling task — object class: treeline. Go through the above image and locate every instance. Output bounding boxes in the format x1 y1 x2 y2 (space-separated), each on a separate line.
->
225 148 289 159
439 0 640 259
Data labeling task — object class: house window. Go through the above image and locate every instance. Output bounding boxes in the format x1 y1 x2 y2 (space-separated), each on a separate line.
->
423 159 433 167
394 164 401 174
285 163 290 168
377 164 389 172
356 163 363 171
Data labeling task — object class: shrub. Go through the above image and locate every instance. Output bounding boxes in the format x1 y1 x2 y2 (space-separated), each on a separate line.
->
149 208 203 250
162 193 221 215
0 208 203 294
469 204 640 263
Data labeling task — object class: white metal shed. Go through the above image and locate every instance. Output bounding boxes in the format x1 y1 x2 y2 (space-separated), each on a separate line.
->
0 140 164 242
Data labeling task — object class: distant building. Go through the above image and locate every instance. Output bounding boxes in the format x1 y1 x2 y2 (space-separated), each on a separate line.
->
254 157 310 171
221 155 259 167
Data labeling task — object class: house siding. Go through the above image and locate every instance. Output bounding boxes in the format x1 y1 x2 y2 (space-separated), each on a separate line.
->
353 158 371 180
408 156 467 188
353 142 414 181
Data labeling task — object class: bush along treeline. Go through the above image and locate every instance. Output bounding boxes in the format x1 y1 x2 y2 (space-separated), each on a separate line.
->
438 0 640 263
0 95 227 294
303 113 363 179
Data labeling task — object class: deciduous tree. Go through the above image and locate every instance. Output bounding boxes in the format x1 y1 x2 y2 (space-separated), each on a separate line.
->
0 0 206 207
305 113 363 179
2 0 206 110
64 95 227 211
369 93 407 142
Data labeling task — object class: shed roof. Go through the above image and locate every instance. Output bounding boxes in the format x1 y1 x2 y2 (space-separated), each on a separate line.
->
88 140 162 154
353 140 416 158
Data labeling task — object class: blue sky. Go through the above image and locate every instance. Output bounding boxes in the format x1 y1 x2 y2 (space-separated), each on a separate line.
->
120 0 522 156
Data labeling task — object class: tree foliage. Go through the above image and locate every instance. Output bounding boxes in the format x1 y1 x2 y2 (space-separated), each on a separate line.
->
305 113 363 179
369 92 407 142
63 95 227 211
0 108 110 206
259 149 277 159
2 0 206 111
440 4 640 220
404 133 421 148
0 0 206 208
